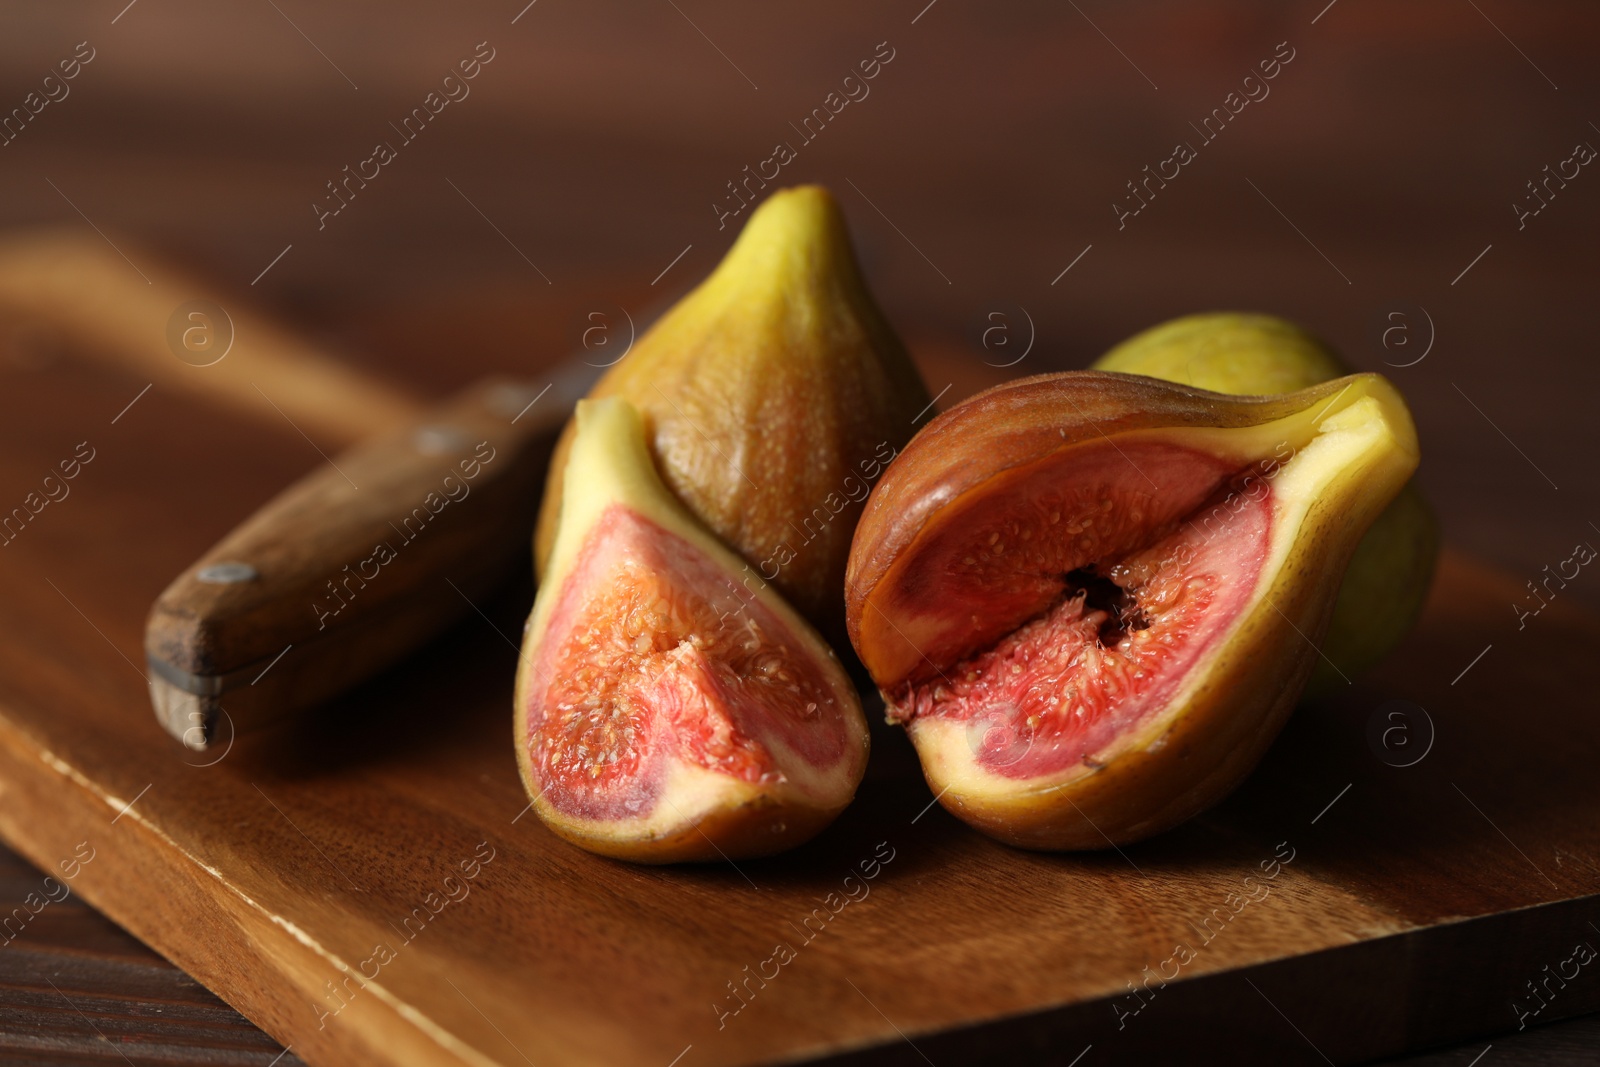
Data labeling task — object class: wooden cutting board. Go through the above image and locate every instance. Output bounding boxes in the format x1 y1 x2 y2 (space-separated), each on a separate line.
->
1 309 1598 1067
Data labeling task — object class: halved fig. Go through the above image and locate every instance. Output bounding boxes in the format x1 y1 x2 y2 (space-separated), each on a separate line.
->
845 371 1419 849
517 397 869 862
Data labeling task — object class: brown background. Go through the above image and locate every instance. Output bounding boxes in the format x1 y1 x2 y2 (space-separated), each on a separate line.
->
1 0 1597 1062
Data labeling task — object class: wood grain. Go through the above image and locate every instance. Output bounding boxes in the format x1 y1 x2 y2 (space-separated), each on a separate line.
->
0 321 1598 1066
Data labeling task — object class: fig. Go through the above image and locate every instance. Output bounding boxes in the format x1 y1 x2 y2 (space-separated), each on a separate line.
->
1092 311 1345 395
1093 312 1439 691
516 397 869 862
534 185 929 637
1310 482 1437 690
845 371 1419 849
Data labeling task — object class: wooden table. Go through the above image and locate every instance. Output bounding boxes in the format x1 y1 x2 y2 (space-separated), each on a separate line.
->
1 1 1597 1062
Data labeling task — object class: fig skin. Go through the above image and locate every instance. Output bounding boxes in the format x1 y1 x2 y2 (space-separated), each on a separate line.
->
1094 312 1439 692
517 397 870 863
845 371 1420 849
534 185 930 639
1092 312 1345 394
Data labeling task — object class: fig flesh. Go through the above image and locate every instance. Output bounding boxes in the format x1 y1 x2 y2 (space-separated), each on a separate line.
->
517 397 869 862
535 185 929 636
846 371 1419 849
1093 311 1439 692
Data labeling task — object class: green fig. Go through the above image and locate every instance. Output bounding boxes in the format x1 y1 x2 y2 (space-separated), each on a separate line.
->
1093 312 1345 394
1093 312 1439 691
534 185 930 638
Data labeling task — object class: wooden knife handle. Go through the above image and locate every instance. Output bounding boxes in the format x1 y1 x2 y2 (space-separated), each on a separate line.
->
145 377 567 750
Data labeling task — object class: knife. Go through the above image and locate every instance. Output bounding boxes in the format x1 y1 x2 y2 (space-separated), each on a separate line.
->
145 361 599 751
